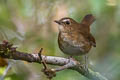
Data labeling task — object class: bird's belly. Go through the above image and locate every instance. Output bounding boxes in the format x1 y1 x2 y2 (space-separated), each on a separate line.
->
61 46 85 56
59 41 87 56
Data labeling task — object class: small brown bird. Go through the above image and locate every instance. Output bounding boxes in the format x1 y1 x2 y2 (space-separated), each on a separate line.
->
55 14 96 58
54 14 96 70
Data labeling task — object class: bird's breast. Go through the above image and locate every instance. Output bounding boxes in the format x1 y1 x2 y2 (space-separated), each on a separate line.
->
58 32 91 56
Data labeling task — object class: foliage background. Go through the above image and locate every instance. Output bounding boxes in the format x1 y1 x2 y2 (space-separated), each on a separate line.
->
0 0 120 80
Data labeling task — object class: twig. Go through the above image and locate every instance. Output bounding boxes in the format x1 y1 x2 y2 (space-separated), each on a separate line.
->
0 62 12 80
38 48 56 79
38 48 47 69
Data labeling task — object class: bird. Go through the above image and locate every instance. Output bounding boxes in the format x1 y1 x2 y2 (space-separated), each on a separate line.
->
54 14 96 69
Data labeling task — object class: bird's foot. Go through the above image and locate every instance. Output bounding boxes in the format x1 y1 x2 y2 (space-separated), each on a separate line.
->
67 56 77 63
83 55 89 74
81 63 89 75
84 64 89 72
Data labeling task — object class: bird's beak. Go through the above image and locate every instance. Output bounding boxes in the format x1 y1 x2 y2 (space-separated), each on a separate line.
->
54 20 61 25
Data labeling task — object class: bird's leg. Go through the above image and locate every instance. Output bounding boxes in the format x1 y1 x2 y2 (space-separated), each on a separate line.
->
68 56 72 59
68 56 72 63
84 54 89 73
68 56 77 63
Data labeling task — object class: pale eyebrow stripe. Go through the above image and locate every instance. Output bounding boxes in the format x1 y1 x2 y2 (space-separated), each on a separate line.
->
62 19 70 22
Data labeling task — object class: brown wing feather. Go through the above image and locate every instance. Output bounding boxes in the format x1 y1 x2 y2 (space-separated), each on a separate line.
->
87 34 96 47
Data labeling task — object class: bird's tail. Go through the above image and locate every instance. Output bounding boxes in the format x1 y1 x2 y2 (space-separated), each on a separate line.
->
81 14 95 26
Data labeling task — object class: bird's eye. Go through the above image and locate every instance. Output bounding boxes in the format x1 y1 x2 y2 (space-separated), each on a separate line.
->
65 21 70 25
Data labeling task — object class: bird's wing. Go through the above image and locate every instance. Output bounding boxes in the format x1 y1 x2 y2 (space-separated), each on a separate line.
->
87 33 96 47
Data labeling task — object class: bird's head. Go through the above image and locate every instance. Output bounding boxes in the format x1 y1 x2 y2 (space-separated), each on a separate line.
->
54 17 78 33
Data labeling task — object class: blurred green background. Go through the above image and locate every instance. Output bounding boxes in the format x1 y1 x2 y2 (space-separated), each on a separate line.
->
0 0 120 80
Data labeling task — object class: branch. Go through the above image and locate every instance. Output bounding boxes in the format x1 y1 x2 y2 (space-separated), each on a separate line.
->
0 41 108 80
